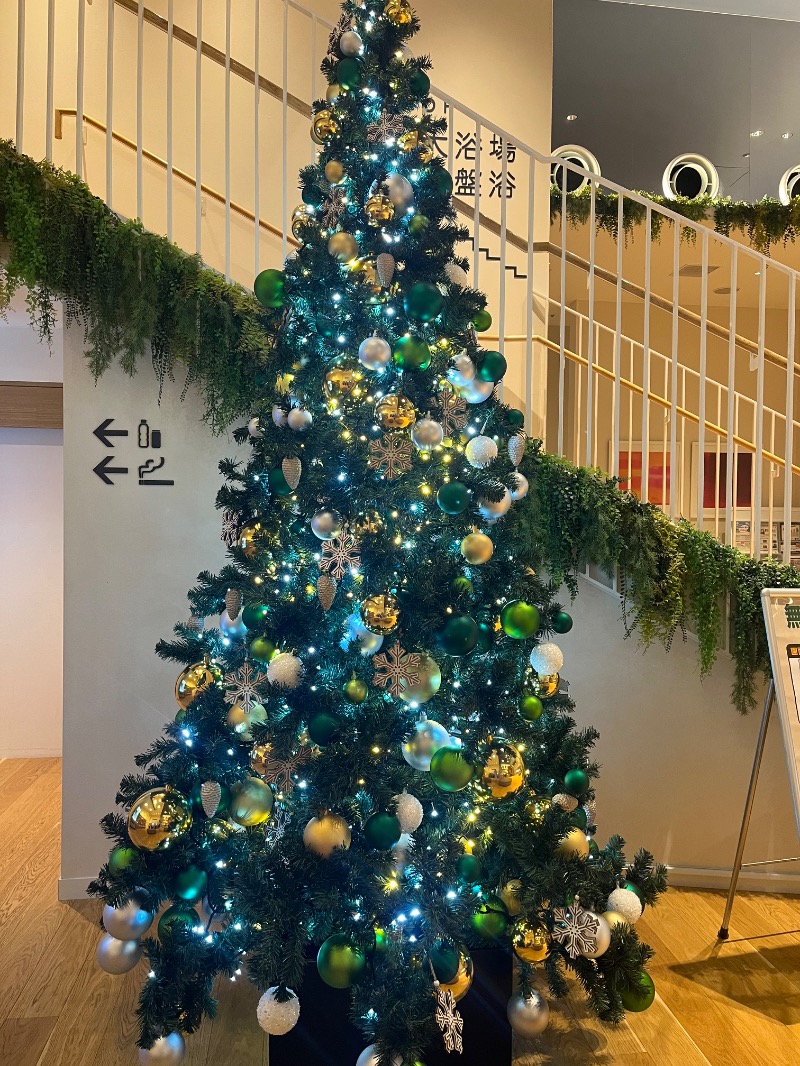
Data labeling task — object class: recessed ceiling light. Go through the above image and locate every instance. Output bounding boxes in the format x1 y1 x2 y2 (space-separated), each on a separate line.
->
743 152 750 158
755 270 761 275
783 132 793 140
751 130 764 138
566 114 578 122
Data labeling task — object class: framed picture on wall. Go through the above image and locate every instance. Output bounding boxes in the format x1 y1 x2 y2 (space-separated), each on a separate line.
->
760 520 782 559
611 442 676 508
735 520 752 553
689 444 753 518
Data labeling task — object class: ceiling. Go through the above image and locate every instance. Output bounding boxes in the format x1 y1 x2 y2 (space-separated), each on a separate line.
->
597 1 800 19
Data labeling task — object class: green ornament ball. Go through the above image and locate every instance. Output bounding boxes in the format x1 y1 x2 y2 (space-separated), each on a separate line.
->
456 853 482 884
475 621 494 653
253 268 285 309
302 184 324 208
471 894 509 940
317 933 366 989
408 214 429 236
175 864 208 902
344 677 368 704
500 600 540 639
477 350 507 382
336 57 362 89
393 335 431 371
570 807 588 831
250 636 276 663
623 880 645 905
404 282 444 322
157 904 199 942
430 746 475 792
241 604 269 630
519 694 543 721
472 309 492 332
308 711 341 747
588 838 600 858
268 468 293 496
507 408 525 428
190 781 231 818
409 68 431 96
438 613 479 656
553 610 573 634
436 481 470 515
430 167 454 198
372 927 389 954
620 972 655 1013
451 576 474 598
363 811 402 849
564 768 589 796
108 846 138 877
429 940 460 984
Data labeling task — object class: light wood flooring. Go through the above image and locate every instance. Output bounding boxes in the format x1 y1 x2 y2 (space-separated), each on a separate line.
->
2 758 800 1066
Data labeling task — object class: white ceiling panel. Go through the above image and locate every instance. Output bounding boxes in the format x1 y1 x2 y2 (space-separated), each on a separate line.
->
598 1 800 21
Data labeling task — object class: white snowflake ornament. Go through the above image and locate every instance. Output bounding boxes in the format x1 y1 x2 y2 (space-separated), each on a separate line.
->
551 899 602 959
224 661 266 713
434 986 464 1053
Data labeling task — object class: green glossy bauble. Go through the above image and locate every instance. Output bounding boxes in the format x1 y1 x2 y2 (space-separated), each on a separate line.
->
344 677 368 704
475 621 494 653
471 894 509 940
250 636 277 663
429 940 460 984
302 184 324 207
500 600 540 639
507 408 525 429
564 768 590 796
336 57 362 89
477 350 507 382
456 853 482 884
317 933 366 989
519 694 544 721
472 309 492 332
190 781 231 817
404 282 444 322
372 927 389 954
157 903 199 942
363 811 402 849
430 746 475 791
393 335 431 371
408 214 429 236
430 167 454 198
107 846 138 877
228 777 274 826
268 468 293 496
620 972 655 1013
438 613 478 656
570 807 588 830
552 610 573 634
409 68 431 96
175 864 208 902
451 576 474 598
436 481 470 514
308 711 341 747
588 838 600 858
623 880 645 904
241 604 269 630
253 268 285 309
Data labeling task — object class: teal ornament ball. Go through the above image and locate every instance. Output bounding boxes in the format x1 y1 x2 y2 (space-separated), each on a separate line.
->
430 167 454 198
175 864 208 902
404 282 444 322
623 880 645 905
108 846 138 877
429 940 460 983
269 468 294 496
477 350 507 382
564 768 589 796
438 613 478 656
430 746 475 791
308 711 341 747
436 481 470 515
553 610 573 634
475 621 494 653
363 811 402 849
570 807 588 831
620 972 655 1012
456 853 482 884
157 904 199 942
507 409 525 428
409 68 431 96
336 57 362 89
393 335 431 371
317 933 366 989
500 600 540 639
241 603 269 630
253 269 285 309
302 184 324 207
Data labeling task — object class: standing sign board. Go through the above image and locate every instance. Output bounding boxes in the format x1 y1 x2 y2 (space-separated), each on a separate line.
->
762 589 800 839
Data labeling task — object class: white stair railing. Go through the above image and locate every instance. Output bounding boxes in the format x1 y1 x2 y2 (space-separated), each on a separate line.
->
4 0 799 563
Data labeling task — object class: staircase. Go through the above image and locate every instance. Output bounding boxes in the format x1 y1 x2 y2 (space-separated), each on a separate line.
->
5 0 799 566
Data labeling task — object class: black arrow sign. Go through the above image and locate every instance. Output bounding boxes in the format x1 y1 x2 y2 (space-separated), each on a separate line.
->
93 455 129 485
93 418 129 448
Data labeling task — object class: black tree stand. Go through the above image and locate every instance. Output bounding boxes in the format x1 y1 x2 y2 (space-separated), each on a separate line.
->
268 948 513 1066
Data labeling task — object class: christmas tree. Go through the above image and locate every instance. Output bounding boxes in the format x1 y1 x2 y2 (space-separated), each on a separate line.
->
89 2 667 1062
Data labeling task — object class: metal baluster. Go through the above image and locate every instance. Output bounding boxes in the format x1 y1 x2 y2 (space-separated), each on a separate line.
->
725 250 738 546
696 230 709 529
498 135 508 404
46 0 56 162
525 155 534 434
784 279 796 565
166 0 174 241
195 0 203 255
224 0 232 280
669 221 680 519
16 0 25 152
282 0 289 260
585 177 597 468
254 0 261 277
753 265 767 559
612 191 623 480
137 0 144 220
76 0 86 177
473 120 481 291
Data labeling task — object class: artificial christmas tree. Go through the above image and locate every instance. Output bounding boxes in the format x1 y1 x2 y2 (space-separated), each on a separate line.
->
89 2 667 1062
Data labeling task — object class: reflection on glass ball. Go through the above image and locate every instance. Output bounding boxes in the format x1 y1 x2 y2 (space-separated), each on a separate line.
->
479 744 526 800
127 788 192 851
360 592 401 634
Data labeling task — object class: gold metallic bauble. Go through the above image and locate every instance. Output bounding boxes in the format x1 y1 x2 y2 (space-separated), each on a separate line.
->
327 231 359 262
360 592 401 634
350 256 381 293
440 951 474 1003
513 921 550 964
312 109 339 140
303 812 352 857
398 653 441 704
479 744 526 800
292 204 315 241
228 777 274 826
398 129 434 163
498 879 522 916
226 702 268 742
325 159 345 184
237 522 263 559
250 743 272 776
326 83 341 103
530 672 560 699
364 194 395 225
525 796 551 824
205 817 234 843
128 787 193 851
384 0 413 26
603 910 628 931
351 510 385 537
175 660 222 710
460 532 494 565
556 827 590 860
323 363 366 411
374 393 417 430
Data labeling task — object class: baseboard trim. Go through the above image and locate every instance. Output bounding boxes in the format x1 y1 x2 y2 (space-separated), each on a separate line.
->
668 863 800 894
58 876 95 901
0 748 62 758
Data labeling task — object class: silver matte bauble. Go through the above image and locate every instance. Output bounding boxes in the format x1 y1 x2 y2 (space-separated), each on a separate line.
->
339 29 363 55
411 418 445 450
247 416 262 437
402 719 450 771
444 261 470 288
384 173 414 207
287 408 313 432
137 1032 186 1065
310 508 345 541
356 1046 402 1066
507 990 550 1037
447 351 476 387
342 612 386 657
219 610 248 641
528 642 564 676
267 652 304 689
272 405 288 427
477 487 512 519
460 377 494 404
358 335 392 370
393 791 424 833
581 913 611 959
96 933 143 975
465 435 498 469
256 987 301 1035
102 897 154 940
510 471 529 500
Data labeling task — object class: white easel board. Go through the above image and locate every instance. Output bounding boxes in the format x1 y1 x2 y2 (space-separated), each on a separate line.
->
761 589 800 841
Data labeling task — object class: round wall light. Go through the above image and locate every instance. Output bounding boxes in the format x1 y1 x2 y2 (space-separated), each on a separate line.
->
551 145 602 194
662 153 720 201
779 165 800 206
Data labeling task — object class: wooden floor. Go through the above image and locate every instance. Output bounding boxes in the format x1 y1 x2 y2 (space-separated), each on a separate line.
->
3 760 800 1066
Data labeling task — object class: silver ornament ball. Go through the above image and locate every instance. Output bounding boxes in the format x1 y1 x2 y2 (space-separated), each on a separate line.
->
137 1032 186 1065
310 508 345 541
447 351 475 387
393 791 424 833
342 613 385 656
465 435 498 469
256 987 301 1035
478 487 512 519
356 1046 402 1066
459 377 494 404
510 471 529 500
272 405 288 427
411 418 445 450
247 416 262 437
287 408 313 432
358 335 392 370
507 990 550 1037
339 30 363 55
581 914 611 959
96 933 143 975
384 173 414 207
102 897 154 940
402 719 450 771
529 642 564 675
219 610 248 641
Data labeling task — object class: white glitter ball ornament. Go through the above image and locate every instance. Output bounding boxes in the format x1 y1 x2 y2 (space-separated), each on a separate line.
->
267 652 304 689
247 416 262 437
444 261 469 288
606 887 643 924
465 435 498 469
529 642 564 675
256 987 301 1035
393 791 424 833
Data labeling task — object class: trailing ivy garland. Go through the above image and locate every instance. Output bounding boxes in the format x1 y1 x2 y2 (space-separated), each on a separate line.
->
0 142 794 710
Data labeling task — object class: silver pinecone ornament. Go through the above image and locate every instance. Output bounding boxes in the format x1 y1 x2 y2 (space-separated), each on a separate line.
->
200 781 222 818
282 457 302 491
225 588 242 620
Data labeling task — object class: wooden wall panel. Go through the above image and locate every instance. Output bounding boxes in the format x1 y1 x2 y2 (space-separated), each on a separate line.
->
0 382 63 429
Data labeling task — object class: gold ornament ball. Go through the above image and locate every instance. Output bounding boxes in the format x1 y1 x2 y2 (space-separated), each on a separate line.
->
603 910 628 931
525 796 551 823
325 83 341 103
328 231 359 262
360 592 401 634
398 129 435 163
352 510 384 537
556 827 590 860
440 951 474 1003
364 194 395 226
250 743 271 776
226 702 268 742
513 922 550 964
375 393 417 430
128 787 193 851
237 522 263 559
175 660 221 710
498 880 522 916
325 159 345 184
303 812 352 857
460 532 494 565
384 0 413 25
479 744 526 800
205 817 234 843
531 672 560 699
323 364 366 411
228 777 273 826
351 257 380 292
312 109 339 140
398 653 441 704
291 204 315 241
